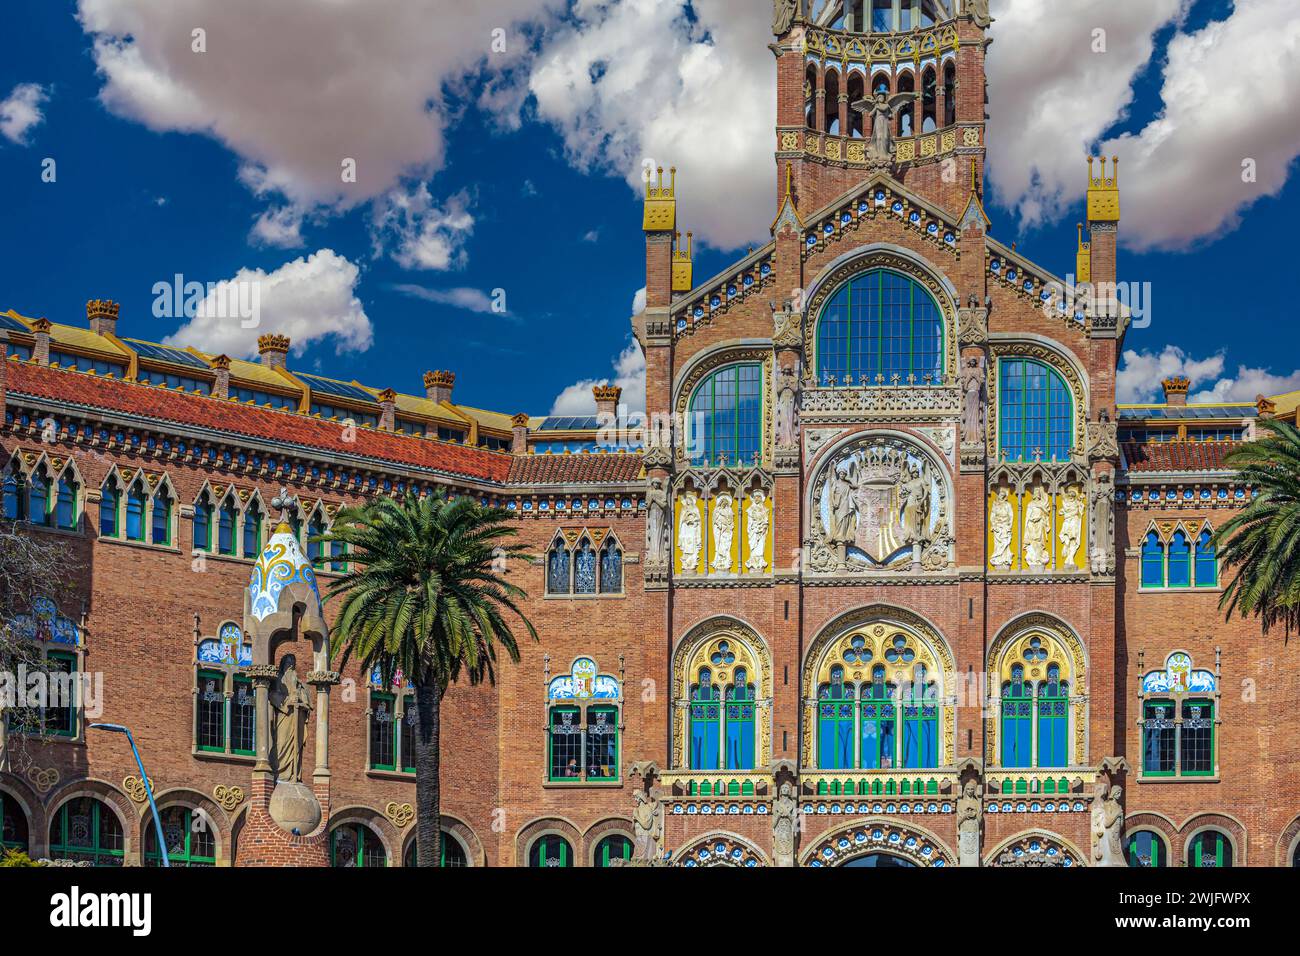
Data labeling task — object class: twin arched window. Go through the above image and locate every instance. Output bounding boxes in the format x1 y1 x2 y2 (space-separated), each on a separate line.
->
100 474 172 545
816 269 944 387
2 460 79 530
1141 527 1217 590
998 358 1073 463
999 636 1071 769
546 533 622 595
689 656 755 770
687 363 763 468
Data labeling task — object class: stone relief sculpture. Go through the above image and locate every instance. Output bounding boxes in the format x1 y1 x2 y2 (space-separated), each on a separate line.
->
960 355 987 447
1058 485 1085 570
745 492 770 572
967 0 992 29
771 780 799 867
852 90 914 163
712 493 735 573
1089 471 1116 575
809 437 949 573
270 654 311 784
989 488 1015 570
956 780 983 867
645 477 669 565
632 786 663 862
678 491 703 573
1022 487 1053 569
775 365 800 449
1090 781 1125 867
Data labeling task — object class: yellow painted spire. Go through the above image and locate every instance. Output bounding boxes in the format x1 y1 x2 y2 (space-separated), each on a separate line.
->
1076 223 1092 283
1087 155 1120 222
770 161 805 233
672 231 694 293
959 158 989 229
643 165 677 232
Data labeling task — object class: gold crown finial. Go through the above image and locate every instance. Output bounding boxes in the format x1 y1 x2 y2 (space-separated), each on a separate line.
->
643 163 677 232
257 333 291 354
87 299 121 321
671 230 694 292
423 370 456 390
1086 155 1120 222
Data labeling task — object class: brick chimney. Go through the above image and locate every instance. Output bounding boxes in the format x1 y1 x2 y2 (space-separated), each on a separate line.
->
1162 376 1190 407
87 299 120 337
257 334 290 370
424 370 455 405
593 384 622 422
511 413 530 454
211 354 231 400
32 318 51 365
378 388 397 431
0 330 8 418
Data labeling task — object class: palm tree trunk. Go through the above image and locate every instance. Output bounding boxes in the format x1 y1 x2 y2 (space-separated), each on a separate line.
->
412 678 442 867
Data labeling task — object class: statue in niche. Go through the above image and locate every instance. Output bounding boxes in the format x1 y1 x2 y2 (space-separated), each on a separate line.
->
632 787 663 862
746 492 770 572
645 478 669 565
712 494 735 573
772 0 799 35
826 467 857 547
1058 485 1086 570
771 780 799 867
1089 471 1116 575
956 780 983 867
678 491 703 573
989 488 1015 569
774 365 799 449
960 355 987 446
899 464 931 545
1090 781 1125 867
852 90 914 163
1022 487 1053 569
270 654 311 784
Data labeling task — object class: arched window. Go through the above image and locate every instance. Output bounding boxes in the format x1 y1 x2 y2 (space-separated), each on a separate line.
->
1127 830 1167 868
28 465 51 527
1037 664 1069 768
1167 530 1191 588
816 269 944 387
529 834 572 868
943 61 956 126
824 69 840 134
307 513 326 566
236 501 260 557
998 358 1073 462
48 797 124 866
55 472 78 530
861 665 897 769
124 479 147 542
847 72 865 137
921 66 937 133
599 538 622 593
574 538 597 594
724 667 756 770
1000 635 1073 769
1141 531 1165 588
1 792 28 853
331 823 387 867
689 667 721 770
151 487 172 545
1188 830 1232 868
546 539 571 595
1000 663 1032 769
901 664 938 769
404 831 468 867
145 807 215 867
217 497 237 556
687 363 763 468
1194 529 1217 588
594 834 632 867
804 65 818 129
193 492 212 552
818 665 855 770
99 476 120 537
896 71 915 136
1 467 22 521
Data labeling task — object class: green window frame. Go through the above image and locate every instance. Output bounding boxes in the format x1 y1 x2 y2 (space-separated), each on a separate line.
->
193 496 212 552
196 669 227 752
585 705 619 781
997 357 1073 463
528 834 572 868
55 475 78 530
400 694 416 774
145 807 216 867
331 823 387 867
404 832 468 867
687 363 764 468
49 798 124 866
1180 699 1214 776
242 504 262 558
815 268 945 387
1035 671 1069 769
1194 529 1218 588
28 469 52 527
859 667 896 770
817 669 856 770
1188 830 1232 868
1141 701 1176 776
368 692 398 772
1126 830 1167 868
231 676 256 755
548 705 583 781
594 834 632 867
44 651 78 738
1000 667 1032 769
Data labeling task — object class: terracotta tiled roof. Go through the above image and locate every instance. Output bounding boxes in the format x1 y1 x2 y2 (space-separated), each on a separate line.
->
1122 441 1242 473
6 361 511 483
508 451 644 485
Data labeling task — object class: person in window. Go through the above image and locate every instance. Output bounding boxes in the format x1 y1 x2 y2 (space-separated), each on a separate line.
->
564 758 579 778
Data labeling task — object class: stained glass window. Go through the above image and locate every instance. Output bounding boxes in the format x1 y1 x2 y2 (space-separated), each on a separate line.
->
529 834 572 868
218 500 237 555
0 792 28 853
1036 665 1068 768
49 797 124 866
369 693 397 771
546 541 571 595
1140 532 1165 589
574 539 597 594
901 666 938 769
1194 529 1218 588
1142 702 1176 775
687 363 763 468
331 823 387 867
586 706 618 780
1001 664 1032 769
125 481 146 541
196 669 226 752
1188 830 1231 868
861 665 896 769
232 676 255 755
1167 530 1191 588
99 478 118 536
1181 700 1213 775
1127 830 1167 868
818 666 855 770
145 807 215 867
816 269 944 387
28 468 51 526
548 707 582 780
599 539 622 593
44 651 77 737
998 358 1073 462
689 668 721 770
724 668 756 770
594 834 632 867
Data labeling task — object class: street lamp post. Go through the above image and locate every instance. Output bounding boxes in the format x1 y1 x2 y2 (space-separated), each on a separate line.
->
89 723 169 867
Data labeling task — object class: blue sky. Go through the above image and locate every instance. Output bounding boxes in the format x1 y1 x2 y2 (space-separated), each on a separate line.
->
2 0 1298 414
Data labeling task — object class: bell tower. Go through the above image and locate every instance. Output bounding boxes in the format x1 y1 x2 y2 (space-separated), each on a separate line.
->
771 0 991 220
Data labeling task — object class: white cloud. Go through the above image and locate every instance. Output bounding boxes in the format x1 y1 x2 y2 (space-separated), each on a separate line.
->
527 0 775 250
249 206 305 249
390 284 500 315
1117 344 1300 405
371 184 474 271
0 83 50 145
550 340 647 416
1191 366 1300 404
161 249 372 360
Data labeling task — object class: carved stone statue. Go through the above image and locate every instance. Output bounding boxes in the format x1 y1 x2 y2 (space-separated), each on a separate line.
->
711 494 735 573
990 488 1015 569
960 355 987 447
956 780 983 867
270 654 311 784
775 365 799 449
632 787 663 862
1058 485 1086 570
967 0 992 29
772 0 799 36
771 780 799 867
899 464 931 545
1089 471 1116 575
1091 782 1125 867
745 492 770 572
646 478 669 565
852 91 914 163
1023 486 1053 569
678 491 703 573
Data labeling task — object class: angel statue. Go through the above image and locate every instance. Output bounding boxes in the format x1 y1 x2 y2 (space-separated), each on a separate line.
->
853 90 914 163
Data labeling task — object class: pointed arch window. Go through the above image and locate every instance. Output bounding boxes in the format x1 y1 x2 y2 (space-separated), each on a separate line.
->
1194 529 1218 588
1141 531 1165 588
1167 530 1191 588
815 269 944 387
689 667 721 771
192 492 213 552
151 487 172 545
574 538 597 594
307 513 326 567
1000 636 1074 769
998 358 1073 463
2 466 22 521
28 465 51 527
242 500 263 558
55 472 78 530
599 538 622 593
217 498 237 556
124 479 147 542
546 539 571 595
99 477 120 537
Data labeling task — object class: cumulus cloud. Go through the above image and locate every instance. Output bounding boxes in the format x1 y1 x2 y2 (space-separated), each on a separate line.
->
527 0 775 250
371 184 475 271
1191 366 1300 404
0 83 50 144
550 340 647 416
249 206 305 249
1117 344 1300 404
161 249 372 359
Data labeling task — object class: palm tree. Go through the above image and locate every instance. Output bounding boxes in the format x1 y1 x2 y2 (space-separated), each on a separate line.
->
1214 417 1300 636
319 491 537 866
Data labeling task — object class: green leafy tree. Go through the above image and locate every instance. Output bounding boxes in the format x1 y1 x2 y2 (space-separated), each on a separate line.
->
319 491 536 867
1215 418 1300 636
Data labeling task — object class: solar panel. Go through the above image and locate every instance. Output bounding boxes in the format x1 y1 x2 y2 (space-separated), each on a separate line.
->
538 416 599 431
296 373 378 404
127 339 211 369
0 314 30 333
